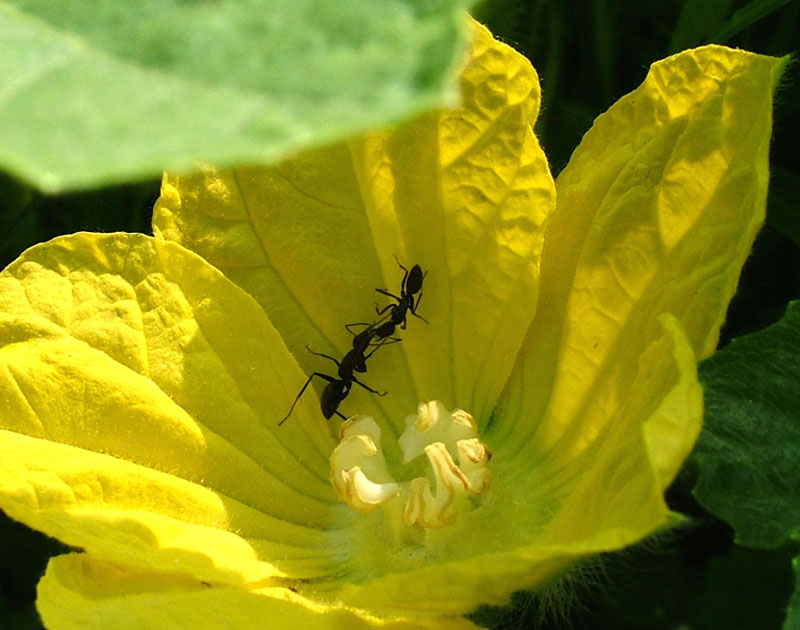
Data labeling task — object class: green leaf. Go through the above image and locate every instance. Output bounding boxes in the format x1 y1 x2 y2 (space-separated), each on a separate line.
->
0 0 469 192
708 0 792 43
692 296 800 630
694 302 800 630
693 300 800 549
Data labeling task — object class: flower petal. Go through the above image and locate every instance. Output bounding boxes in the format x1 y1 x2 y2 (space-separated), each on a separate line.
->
336 313 701 615
37 553 481 630
153 18 556 431
534 314 703 539
495 45 784 452
0 430 278 584
350 19 555 423
0 233 351 582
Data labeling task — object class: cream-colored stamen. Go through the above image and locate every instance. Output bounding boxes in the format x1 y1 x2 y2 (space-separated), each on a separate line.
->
330 416 400 514
330 402 491 538
398 401 478 462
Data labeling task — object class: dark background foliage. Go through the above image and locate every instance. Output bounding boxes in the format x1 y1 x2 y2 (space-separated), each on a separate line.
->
1 0 799 628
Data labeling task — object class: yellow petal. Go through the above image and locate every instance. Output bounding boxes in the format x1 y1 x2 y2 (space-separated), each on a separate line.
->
153 18 556 433
641 316 704 490
1 430 278 584
350 19 554 423
495 45 784 452
37 553 481 630
337 313 701 616
0 233 350 582
533 314 702 542
482 46 778 603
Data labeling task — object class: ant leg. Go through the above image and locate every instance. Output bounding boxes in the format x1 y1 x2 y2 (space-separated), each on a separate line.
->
278 372 337 425
362 346 380 360
363 336 399 360
375 301 394 316
371 336 401 347
391 256 410 295
345 322 371 335
305 345 341 367
333 409 347 420
375 288 402 302
411 311 429 324
393 254 409 275
411 291 429 324
351 375 387 396
399 265 410 296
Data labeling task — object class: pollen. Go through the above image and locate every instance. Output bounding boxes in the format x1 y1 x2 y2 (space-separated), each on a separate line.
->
330 401 491 540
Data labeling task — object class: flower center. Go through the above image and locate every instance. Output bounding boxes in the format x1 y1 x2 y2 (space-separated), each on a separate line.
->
330 401 491 545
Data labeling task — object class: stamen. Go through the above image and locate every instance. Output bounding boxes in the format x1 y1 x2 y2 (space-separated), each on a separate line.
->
330 402 491 540
330 416 400 514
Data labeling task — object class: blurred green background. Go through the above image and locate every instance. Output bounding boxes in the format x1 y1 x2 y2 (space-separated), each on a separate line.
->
2 0 799 628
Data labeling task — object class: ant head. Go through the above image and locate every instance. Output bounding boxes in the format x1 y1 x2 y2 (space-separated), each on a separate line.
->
406 264 425 295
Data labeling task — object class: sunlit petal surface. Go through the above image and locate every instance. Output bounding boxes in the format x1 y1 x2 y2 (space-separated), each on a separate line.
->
491 43 783 583
0 233 348 585
0 16 784 630
497 45 783 462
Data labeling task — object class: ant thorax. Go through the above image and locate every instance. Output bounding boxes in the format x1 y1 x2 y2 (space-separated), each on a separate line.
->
329 401 491 547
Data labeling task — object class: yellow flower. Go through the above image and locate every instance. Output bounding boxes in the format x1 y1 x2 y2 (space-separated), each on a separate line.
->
0 18 784 630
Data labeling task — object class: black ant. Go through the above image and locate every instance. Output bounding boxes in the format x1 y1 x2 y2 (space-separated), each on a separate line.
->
374 257 427 331
278 258 426 425
343 258 427 344
344 259 427 344
278 332 390 425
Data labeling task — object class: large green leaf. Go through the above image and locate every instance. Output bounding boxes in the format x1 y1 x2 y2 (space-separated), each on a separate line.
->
693 301 800 629
0 0 469 192
693 301 800 549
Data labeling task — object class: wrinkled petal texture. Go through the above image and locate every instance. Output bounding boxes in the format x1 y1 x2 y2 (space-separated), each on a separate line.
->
493 44 783 574
153 19 555 440
0 232 358 588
